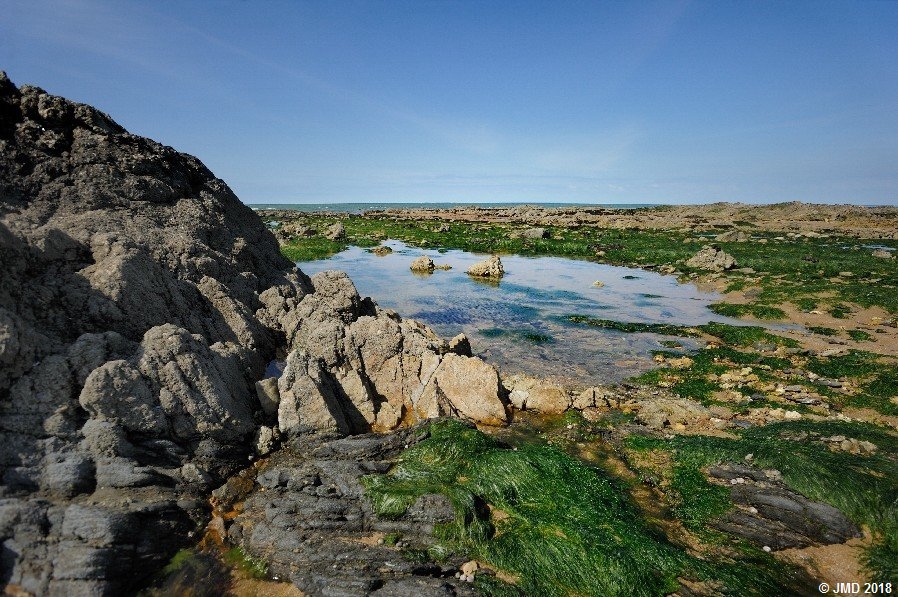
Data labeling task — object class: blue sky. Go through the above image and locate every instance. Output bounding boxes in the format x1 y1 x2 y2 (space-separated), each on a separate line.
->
2 0 897 205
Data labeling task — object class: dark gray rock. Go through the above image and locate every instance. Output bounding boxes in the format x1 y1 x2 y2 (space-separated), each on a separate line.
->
707 464 860 550
228 424 474 596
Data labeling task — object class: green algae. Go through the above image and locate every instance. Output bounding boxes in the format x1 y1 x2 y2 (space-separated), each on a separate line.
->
364 419 801 596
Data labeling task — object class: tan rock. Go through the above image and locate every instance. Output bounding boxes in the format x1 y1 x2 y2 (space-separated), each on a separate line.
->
410 256 435 273
255 377 280 416
421 353 507 425
467 255 504 278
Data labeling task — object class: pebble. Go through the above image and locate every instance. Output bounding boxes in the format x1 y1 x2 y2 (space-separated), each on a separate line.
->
763 546 772 553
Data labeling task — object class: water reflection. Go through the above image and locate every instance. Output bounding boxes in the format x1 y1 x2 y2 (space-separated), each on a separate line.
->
298 241 740 386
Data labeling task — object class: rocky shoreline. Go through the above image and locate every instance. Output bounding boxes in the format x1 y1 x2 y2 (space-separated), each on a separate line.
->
3 73 895 595
0 73 514 595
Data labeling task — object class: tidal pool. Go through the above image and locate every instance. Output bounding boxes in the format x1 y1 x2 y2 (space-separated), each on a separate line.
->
298 241 741 386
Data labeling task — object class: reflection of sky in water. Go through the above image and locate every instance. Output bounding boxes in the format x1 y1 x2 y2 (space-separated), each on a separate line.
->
298 241 742 386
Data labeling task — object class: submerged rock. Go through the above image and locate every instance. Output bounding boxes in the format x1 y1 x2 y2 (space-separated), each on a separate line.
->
466 255 504 278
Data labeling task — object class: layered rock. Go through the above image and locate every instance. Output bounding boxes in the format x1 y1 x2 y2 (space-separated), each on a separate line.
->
0 73 508 595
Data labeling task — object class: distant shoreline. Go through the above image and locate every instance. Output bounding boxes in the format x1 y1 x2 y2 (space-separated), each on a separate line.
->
247 201 661 213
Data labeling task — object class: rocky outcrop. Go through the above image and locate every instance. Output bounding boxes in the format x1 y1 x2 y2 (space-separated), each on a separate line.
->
271 271 508 436
0 71 303 594
0 73 508 595
223 423 477 596
466 255 504 278
685 245 737 272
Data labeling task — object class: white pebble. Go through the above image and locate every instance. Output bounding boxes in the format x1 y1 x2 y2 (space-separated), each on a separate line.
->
762 546 772 553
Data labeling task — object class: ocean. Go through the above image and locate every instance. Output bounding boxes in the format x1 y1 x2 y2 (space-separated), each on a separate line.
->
248 202 660 213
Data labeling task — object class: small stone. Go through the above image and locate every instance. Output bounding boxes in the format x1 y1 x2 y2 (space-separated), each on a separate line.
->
762 546 772 553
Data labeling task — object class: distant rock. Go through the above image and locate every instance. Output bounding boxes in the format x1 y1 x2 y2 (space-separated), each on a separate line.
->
325 222 346 240
872 248 894 259
410 255 435 272
685 245 737 272
522 227 548 239
716 229 752 242
467 255 504 278
371 245 392 256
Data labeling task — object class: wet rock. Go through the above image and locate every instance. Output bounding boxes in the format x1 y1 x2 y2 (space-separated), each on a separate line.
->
466 255 504 278
410 256 436 273
229 425 475 596
708 464 861 550
685 245 737 272
371 245 393 256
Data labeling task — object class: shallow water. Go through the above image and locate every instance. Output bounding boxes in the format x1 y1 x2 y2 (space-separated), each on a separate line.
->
298 241 741 386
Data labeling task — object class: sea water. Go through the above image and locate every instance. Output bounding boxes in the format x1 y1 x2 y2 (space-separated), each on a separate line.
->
298 241 740 386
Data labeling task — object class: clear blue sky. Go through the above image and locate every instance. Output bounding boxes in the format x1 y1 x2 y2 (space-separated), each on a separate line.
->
3 0 897 205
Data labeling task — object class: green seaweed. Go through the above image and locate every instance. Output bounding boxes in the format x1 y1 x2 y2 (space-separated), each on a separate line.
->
364 420 799 596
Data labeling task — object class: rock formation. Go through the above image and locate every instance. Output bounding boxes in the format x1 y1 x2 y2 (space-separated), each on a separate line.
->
685 245 737 272
409 255 435 272
466 255 504 278
0 72 507 595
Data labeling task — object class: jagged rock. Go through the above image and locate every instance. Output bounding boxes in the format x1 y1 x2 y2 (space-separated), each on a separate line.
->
466 255 504 278
448 333 472 357
410 255 436 273
0 72 293 593
685 245 737 272
325 222 345 240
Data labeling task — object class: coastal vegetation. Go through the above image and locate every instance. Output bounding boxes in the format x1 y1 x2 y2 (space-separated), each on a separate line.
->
272 208 898 589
